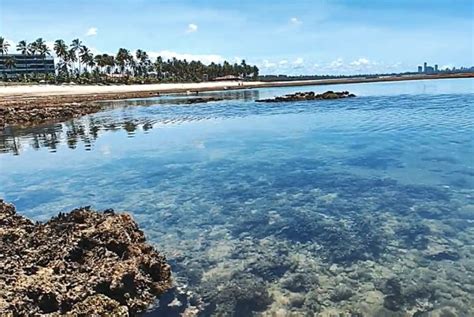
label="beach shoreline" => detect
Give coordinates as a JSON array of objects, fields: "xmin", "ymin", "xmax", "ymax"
[
  {"xmin": 1, "ymin": 72, "xmax": 472, "ymax": 98},
  {"xmin": 0, "ymin": 72, "xmax": 472, "ymax": 128}
]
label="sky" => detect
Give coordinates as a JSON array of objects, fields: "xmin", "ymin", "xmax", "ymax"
[{"xmin": 0, "ymin": 0, "xmax": 473, "ymax": 75}]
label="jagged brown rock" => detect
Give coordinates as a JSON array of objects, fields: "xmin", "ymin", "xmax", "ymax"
[
  {"xmin": 183, "ymin": 97, "xmax": 224, "ymax": 104},
  {"xmin": 256, "ymin": 90, "xmax": 356, "ymax": 102},
  {"xmin": 0, "ymin": 200, "xmax": 172, "ymax": 315}
]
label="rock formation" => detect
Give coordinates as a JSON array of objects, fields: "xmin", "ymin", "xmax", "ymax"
[
  {"xmin": 0, "ymin": 200, "xmax": 171, "ymax": 315},
  {"xmin": 183, "ymin": 97, "xmax": 224, "ymax": 104},
  {"xmin": 256, "ymin": 91, "xmax": 356, "ymax": 102}
]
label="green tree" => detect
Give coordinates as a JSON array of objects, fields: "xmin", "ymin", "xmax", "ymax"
[
  {"xmin": 37, "ymin": 39, "xmax": 51, "ymax": 78},
  {"xmin": 116, "ymin": 48, "xmax": 131, "ymax": 75},
  {"xmin": 135, "ymin": 49, "xmax": 150, "ymax": 77},
  {"xmin": 54, "ymin": 40, "xmax": 68, "ymax": 59},
  {"xmin": 16, "ymin": 40, "xmax": 29, "ymax": 54},
  {"xmin": 153, "ymin": 56, "xmax": 163, "ymax": 79},
  {"xmin": 252, "ymin": 65, "xmax": 259, "ymax": 79},
  {"xmin": 4, "ymin": 56, "xmax": 16, "ymax": 69},
  {"xmin": 68, "ymin": 48, "xmax": 78, "ymax": 77},
  {"xmin": 79, "ymin": 46, "xmax": 94, "ymax": 73},
  {"xmin": 70, "ymin": 39, "xmax": 83, "ymax": 74},
  {"xmin": 54, "ymin": 39, "xmax": 70, "ymax": 79},
  {"xmin": 0, "ymin": 37, "xmax": 10, "ymax": 55},
  {"xmin": 16, "ymin": 40, "xmax": 30, "ymax": 75}
]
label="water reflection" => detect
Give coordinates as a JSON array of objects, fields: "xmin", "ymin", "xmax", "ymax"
[
  {"xmin": 0, "ymin": 90, "xmax": 260, "ymax": 155},
  {"xmin": 96, "ymin": 89, "xmax": 260, "ymax": 108}
]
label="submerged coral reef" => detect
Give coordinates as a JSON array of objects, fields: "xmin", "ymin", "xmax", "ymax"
[
  {"xmin": 0, "ymin": 200, "xmax": 171, "ymax": 315},
  {"xmin": 142, "ymin": 166, "xmax": 474, "ymax": 316},
  {"xmin": 256, "ymin": 90, "xmax": 355, "ymax": 102}
]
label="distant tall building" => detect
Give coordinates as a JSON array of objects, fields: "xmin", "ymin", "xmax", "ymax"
[
  {"xmin": 0, "ymin": 54, "xmax": 55, "ymax": 78},
  {"xmin": 418, "ymin": 62, "xmax": 439, "ymax": 74}
]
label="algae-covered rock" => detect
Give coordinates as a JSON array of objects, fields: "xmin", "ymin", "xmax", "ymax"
[
  {"xmin": 200, "ymin": 272, "xmax": 272, "ymax": 316},
  {"xmin": 256, "ymin": 91, "xmax": 356, "ymax": 103},
  {"xmin": 0, "ymin": 200, "xmax": 172, "ymax": 315}
]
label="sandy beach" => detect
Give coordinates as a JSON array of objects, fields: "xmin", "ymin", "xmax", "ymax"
[
  {"xmin": 0, "ymin": 81, "xmax": 255, "ymax": 97},
  {"xmin": 1, "ymin": 72, "xmax": 472, "ymax": 98}
]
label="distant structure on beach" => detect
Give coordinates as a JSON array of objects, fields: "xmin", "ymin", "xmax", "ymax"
[
  {"xmin": 212, "ymin": 75, "xmax": 243, "ymax": 81},
  {"xmin": 0, "ymin": 54, "xmax": 55, "ymax": 78},
  {"xmin": 418, "ymin": 62, "xmax": 439, "ymax": 74}
]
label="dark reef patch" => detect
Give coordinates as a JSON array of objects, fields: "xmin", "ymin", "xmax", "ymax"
[{"xmin": 199, "ymin": 272, "xmax": 272, "ymax": 316}]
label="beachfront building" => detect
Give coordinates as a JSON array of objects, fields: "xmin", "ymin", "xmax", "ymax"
[
  {"xmin": 0, "ymin": 54, "xmax": 55, "ymax": 78},
  {"xmin": 212, "ymin": 75, "xmax": 242, "ymax": 81}
]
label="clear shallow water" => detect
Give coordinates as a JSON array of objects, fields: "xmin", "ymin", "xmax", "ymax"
[{"xmin": 1, "ymin": 78, "xmax": 473, "ymax": 316}]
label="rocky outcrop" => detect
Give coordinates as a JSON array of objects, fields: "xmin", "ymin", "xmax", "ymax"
[
  {"xmin": 0, "ymin": 102, "xmax": 105, "ymax": 128},
  {"xmin": 0, "ymin": 94, "xmax": 226, "ymax": 129},
  {"xmin": 256, "ymin": 91, "xmax": 356, "ymax": 103},
  {"xmin": 0, "ymin": 200, "xmax": 171, "ymax": 315},
  {"xmin": 183, "ymin": 97, "xmax": 224, "ymax": 104},
  {"xmin": 0, "ymin": 91, "xmax": 161, "ymax": 128}
]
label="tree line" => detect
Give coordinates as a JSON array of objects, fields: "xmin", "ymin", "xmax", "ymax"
[{"xmin": 0, "ymin": 37, "xmax": 259, "ymax": 84}]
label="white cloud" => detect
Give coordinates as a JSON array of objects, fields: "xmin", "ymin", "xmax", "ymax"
[
  {"xmin": 186, "ymin": 23, "xmax": 198, "ymax": 33},
  {"xmin": 440, "ymin": 64, "xmax": 454, "ymax": 70},
  {"xmin": 86, "ymin": 27, "xmax": 98, "ymax": 37},
  {"xmin": 261, "ymin": 59, "xmax": 277, "ymax": 69},
  {"xmin": 328, "ymin": 58, "xmax": 344, "ymax": 69},
  {"xmin": 319, "ymin": 57, "xmax": 381, "ymax": 73},
  {"xmin": 349, "ymin": 58, "xmax": 370, "ymax": 67},
  {"xmin": 148, "ymin": 50, "xmax": 224, "ymax": 64},
  {"xmin": 290, "ymin": 17, "xmax": 302, "ymax": 26},
  {"xmin": 278, "ymin": 60, "xmax": 288, "ymax": 65},
  {"xmin": 292, "ymin": 57, "xmax": 304, "ymax": 68}
]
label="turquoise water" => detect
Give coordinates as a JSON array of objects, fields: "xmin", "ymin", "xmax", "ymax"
[{"xmin": 1, "ymin": 78, "xmax": 473, "ymax": 316}]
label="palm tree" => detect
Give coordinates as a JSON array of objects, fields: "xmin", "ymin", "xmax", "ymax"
[
  {"xmin": 252, "ymin": 65, "xmax": 259, "ymax": 79},
  {"xmin": 116, "ymin": 48, "xmax": 131, "ymax": 75},
  {"xmin": 154, "ymin": 56, "xmax": 163, "ymax": 79},
  {"xmin": 94, "ymin": 54, "xmax": 105, "ymax": 73},
  {"xmin": 3, "ymin": 56, "xmax": 16, "ymax": 84},
  {"xmin": 16, "ymin": 40, "xmax": 28, "ymax": 54},
  {"xmin": 54, "ymin": 39, "xmax": 70, "ymax": 78},
  {"xmin": 79, "ymin": 46, "xmax": 93, "ymax": 72},
  {"xmin": 80, "ymin": 46, "xmax": 94, "ymax": 72},
  {"xmin": 53, "ymin": 39, "xmax": 69, "ymax": 77},
  {"xmin": 36, "ymin": 39, "xmax": 51, "ymax": 78},
  {"xmin": 0, "ymin": 37, "xmax": 10, "ymax": 55},
  {"xmin": 26, "ymin": 38, "xmax": 48, "ymax": 77},
  {"xmin": 4, "ymin": 56, "xmax": 16, "ymax": 70},
  {"xmin": 16, "ymin": 40, "xmax": 30, "ymax": 74},
  {"xmin": 105, "ymin": 55, "xmax": 115, "ymax": 74},
  {"xmin": 70, "ymin": 38, "xmax": 83, "ymax": 74},
  {"xmin": 68, "ymin": 48, "xmax": 78, "ymax": 77},
  {"xmin": 27, "ymin": 42, "xmax": 37, "ymax": 55},
  {"xmin": 135, "ymin": 49, "xmax": 150, "ymax": 77},
  {"xmin": 54, "ymin": 40, "xmax": 68, "ymax": 59}
]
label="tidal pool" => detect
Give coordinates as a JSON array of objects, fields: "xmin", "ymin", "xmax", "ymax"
[{"xmin": 1, "ymin": 78, "xmax": 473, "ymax": 316}]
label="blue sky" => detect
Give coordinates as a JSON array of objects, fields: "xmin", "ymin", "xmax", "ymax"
[{"xmin": 1, "ymin": 0, "xmax": 473, "ymax": 75}]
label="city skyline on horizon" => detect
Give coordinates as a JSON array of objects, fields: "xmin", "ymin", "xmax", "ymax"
[{"xmin": 1, "ymin": 0, "xmax": 473, "ymax": 75}]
